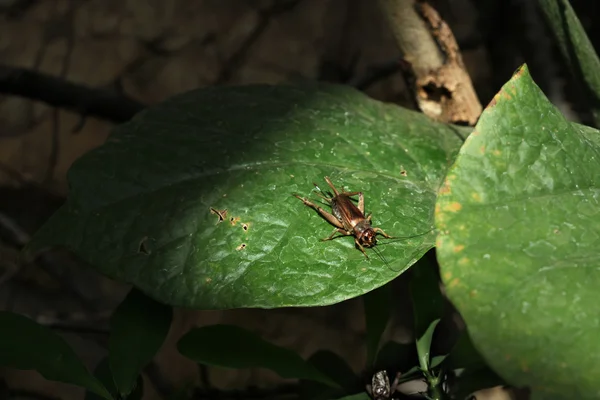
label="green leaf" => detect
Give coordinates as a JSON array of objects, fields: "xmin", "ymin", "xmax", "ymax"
[
  {"xmin": 409, "ymin": 253, "xmax": 444, "ymax": 339},
  {"xmin": 87, "ymin": 358, "xmax": 143, "ymax": 400},
  {"xmin": 363, "ymin": 283, "xmax": 392, "ymax": 366},
  {"xmin": 429, "ymin": 355, "xmax": 446, "ymax": 370},
  {"xmin": 26, "ymin": 83, "xmax": 463, "ymax": 309},
  {"xmin": 109, "ymin": 288, "xmax": 172, "ymax": 396},
  {"xmin": 436, "ymin": 64, "xmax": 600, "ymax": 399},
  {"xmin": 85, "ymin": 358, "xmax": 116, "ymax": 400},
  {"xmin": 416, "ymin": 319, "xmax": 439, "ymax": 373},
  {"xmin": 538, "ymin": 0, "xmax": 600, "ymax": 126},
  {"xmin": 0, "ymin": 312, "xmax": 111, "ymax": 400},
  {"xmin": 177, "ymin": 324, "xmax": 338, "ymax": 387}
]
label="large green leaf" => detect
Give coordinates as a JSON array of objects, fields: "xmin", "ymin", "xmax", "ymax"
[
  {"xmin": 0, "ymin": 312, "xmax": 111, "ymax": 400},
  {"xmin": 177, "ymin": 324, "xmax": 338, "ymax": 387},
  {"xmin": 109, "ymin": 288, "xmax": 172, "ymax": 396},
  {"xmin": 26, "ymin": 84, "xmax": 462, "ymax": 308},
  {"xmin": 436, "ymin": 64, "xmax": 600, "ymax": 399}
]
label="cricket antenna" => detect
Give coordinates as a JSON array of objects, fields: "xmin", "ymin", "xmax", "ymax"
[
  {"xmin": 373, "ymin": 227, "xmax": 436, "ymax": 272},
  {"xmin": 377, "ymin": 227, "xmax": 436, "ymax": 246},
  {"xmin": 372, "ymin": 245, "xmax": 390, "ymax": 268}
]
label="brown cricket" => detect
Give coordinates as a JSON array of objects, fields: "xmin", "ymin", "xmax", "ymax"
[{"xmin": 293, "ymin": 176, "xmax": 393, "ymax": 259}]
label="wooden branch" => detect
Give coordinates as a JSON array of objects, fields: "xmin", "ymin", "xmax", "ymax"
[
  {"xmin": 0, "ymin": 64, "xmax": 146, "ymax": 123},
  {"xmin": 377, "ymin": 0, "xmax": 482, "ymax": 125}
]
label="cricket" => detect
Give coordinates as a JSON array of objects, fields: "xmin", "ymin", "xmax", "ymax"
[{"xmin": 293, "ymin": 176, "xmax": 393, "ymax": 259}]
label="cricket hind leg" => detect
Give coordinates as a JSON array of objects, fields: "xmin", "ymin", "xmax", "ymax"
[{"xmin": 293, "ymin": 194, "xmax": 344, "ymax": 229}]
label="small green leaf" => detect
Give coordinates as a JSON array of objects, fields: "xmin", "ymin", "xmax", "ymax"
[
  {"xmin": 363, "ymin": 283, "xmax": 392, "ymax": 366},
  {"xmin": 429, "ymin": 355, "xmax": 446, "ymax": 370},
  {"xmin": 87, "ymin": 358, "xmax": 144, "ymax": 400},
  {"xmin": 26, "ymin": 83, "xmax": 463, "ymax": 309},
  {"xmin": 109, "ymin": 288, "xmax": 172, "ymax": 396},
  {"xmin": 0, "ymin": 312, "xmax": 111, "ymax": 400},
  {"xmin": 177, "ymin": 324, "xmax": 338, "ymax": 387},
  {"xmin": 85, "ymin": 358, "xmax": 115, "ymax": 400},
  {"xmin": 436, "ymin": 64, "xmax": 600, "ymax": 399},
  {"xmin": 538, "ymin": 0, "xmax": 600, "ymax": 126},
  {"xmin": 409, "ymin": 253, "xmax": 444, "ymax": 339},
  {"xmin": 416, "ymin": 319, "xmax": 440, "ymax": 372}
]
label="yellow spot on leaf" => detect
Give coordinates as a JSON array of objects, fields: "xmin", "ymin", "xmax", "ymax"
[
  {"xmin": 471, "ymin": 192, "xmax": 481, "ymax": 202},
  {"xmin": 453, "ymin": 244, "xmax": 465, "ymax": 253},
  {"xmin": 449, "ymin": 278, "xmax": 460, "ymax": 288},
  {"xmin": 205, "ymin": 278, "xmax": 212, "ymax": 283},
  {"xmin": 445, "ymin": 202, "xmax": 462, "ymax": 212},
  {"xmin": 493, "ymin": 149, "xmax": 501, "ymax": 156},
  {"xmin": 439, "ymin": 180, "xmax": 451, "ymax": 195},
  {"xmin": 469, "ymin": 289, "xmax": 477, "ymax": 298},
  {"xmin": 479, "ymin": 145, "xmax": 485, "ymax": 154},
  {"xmin": 458, "ymin": 257, "xmax": 469, "ymax": 266},
  {"xmin": 443, "ymin": 271, "xmax": 452, "ymax": 281}
]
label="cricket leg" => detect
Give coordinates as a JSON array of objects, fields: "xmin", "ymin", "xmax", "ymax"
[
  {"xmin": 324, "ymin": 176, "xmax": 340, "ymax": 196},
  {"xmin": 293, "ymin": 194, "xmax": 344, "ymax": 229},
  {"xmin": 313, "ymin": 190, "xmax": 332, "ymax": 203},
  {"xmin": 354, "ymin": 237, "xmax": 369, "ymax": 259},
  {"xmin": 373, "ymin": 227, "xmax": 392, "ymax": 238},
  {"xmin": 321, "ymin": 228, "xmax": 351, "ymax": 242}
]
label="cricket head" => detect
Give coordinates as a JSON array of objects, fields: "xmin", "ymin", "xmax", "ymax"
[{"xmin": 358, "ymin": 227, "xmax": 377, "ymax": 247}]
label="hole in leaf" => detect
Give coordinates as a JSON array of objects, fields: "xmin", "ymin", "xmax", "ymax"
[
  {"xmin": 236, "ymin": 243, "xmax": 247, "ymax": 251},
  {"xmin": 209, "ymin": 207, "xmax": 228, "ymax": 224}
]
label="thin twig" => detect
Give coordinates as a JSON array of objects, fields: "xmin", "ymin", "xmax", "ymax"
[{"xmin": 0, "ymin": 64, "xmax": 146, "ymax": 123}]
